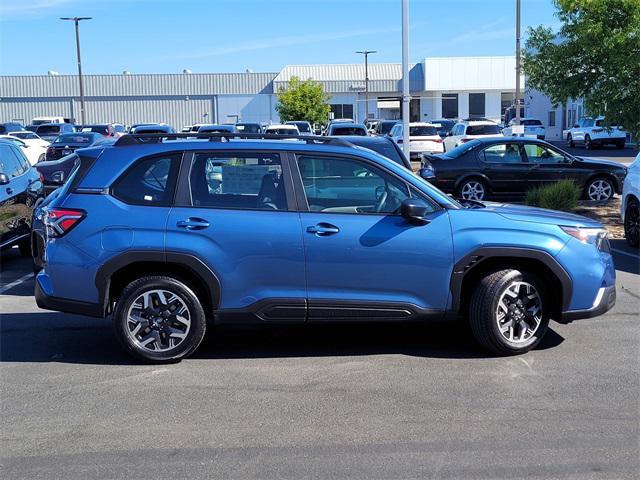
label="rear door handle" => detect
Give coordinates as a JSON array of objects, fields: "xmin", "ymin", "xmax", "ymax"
[
  {"xmin": 307, "ymin": 223, "xmax": 340, "ymax": 236},
  {"xmin": 176, "ymin": 217, "xmax": 210, "ymax": 230}
]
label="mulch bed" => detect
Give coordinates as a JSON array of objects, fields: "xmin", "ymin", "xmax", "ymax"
[{"xmin": 574, "ymin": 198, "xmax": 624, "ymax": 239}]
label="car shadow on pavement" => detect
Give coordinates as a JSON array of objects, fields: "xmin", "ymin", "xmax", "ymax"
[
  {"xmin": 609, "ymin": 239, "xmax": 640, "ymax": 275},
  {"xmin": 0, "ymin": 311, "xmax": 565, "ymax": 365}
]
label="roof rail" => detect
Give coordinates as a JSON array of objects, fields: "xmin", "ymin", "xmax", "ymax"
[{"xmin": 114, "ymin": 132, "xmax": 354, "ymax": 147}]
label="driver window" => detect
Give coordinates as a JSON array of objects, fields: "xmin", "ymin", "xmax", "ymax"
[
  {"xmin": 297, "ymin": 155, "xmax": 413, "ymax": 215},
  {"xmin": 523, "ymin": 144, "xmax": 565, "ymax": 164}
]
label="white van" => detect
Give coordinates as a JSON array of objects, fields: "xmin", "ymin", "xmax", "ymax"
[{"xmin": 31, "ymin": 116, "xmax": 74, "ymax": 126}]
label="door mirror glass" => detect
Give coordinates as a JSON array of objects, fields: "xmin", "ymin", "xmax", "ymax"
[
  {"xmin": 0, "ymin": 173, "xmax": 9, "ymax": 185},
  {"xmin": 401, "ymin": 198, "xmax": 430, "ymax": 224},
  {"xmin": 419, "ymin": 166, "xmax": 435, "ymax": 180}
]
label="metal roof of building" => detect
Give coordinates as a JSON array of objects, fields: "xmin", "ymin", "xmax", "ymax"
[{"xmin": 0, "ymin": 72, "xmax": 277, "ymax": 98}]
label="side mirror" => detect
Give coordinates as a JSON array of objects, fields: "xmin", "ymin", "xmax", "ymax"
[
  {"xmin": 0, "ymin": 173, "xmax": 9, "ymax": 185},
  {"xmin": 401, "ymin": 198, "xmax": 431, "ymax": 224},
  {"xmin": 419, "ymin": 166, "xmax": 435, "ymax": 180}
]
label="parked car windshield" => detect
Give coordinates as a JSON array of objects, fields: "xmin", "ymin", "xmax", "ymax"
[
  {"xmin": 81, "ymin": 125, "xmax": 109, "ymax": 135},
  {"xmin": 36, "ymin": 125, "xmax": 61, "ymax": 135},
  {"xmin": 54, "ymin": 133, "xmax": 95, "ymax": 144},
  {"xmin": 289, "ymin": 122, "xmax": 311, "ymax": 133},
  {"xmin": 410, "ymin": 126, "xmax": 438, "ymax": 136},
  {"xmin": 379, "ymin": 121, "xmax": 398, "ymax": 135},
  {"xmin": 466, "ymin": 124, "xmax": 500, "ymax": 135},
  {"xmin": 236, "ymin": 124, "xmax": 261, "ymax": 133},
  {"xmin": 522, "ymin": 119, "xmax": 542, "ymax": 126},
  {"xmin": 10, "ymin": 132, "xmax": 39, "ymax": 140}
]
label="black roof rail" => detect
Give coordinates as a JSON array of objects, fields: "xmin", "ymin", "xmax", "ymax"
[{"xmin": 114, "ymin": 132, "xmax": 354, "ymax": 147}]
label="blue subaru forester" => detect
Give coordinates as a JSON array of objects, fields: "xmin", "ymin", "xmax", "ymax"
[{"xmin": 34, "ymin": 133, "xmax": 616, "ymax": 363}]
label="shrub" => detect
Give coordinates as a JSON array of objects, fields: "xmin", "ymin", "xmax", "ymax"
[{"xmin": 525, "ymin": 180, "xmax": 581, "ymax": 212}]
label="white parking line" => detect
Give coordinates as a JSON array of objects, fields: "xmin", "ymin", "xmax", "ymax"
[
  {"xmin": 0, "ymin": 273, "xmax": 33, "ymax": 295},
  {"xmin": 612, "ymin": 248, "xmax": 640, "ymax": 260}
]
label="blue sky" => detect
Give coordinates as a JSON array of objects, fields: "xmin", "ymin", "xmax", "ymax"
[{"xmin": 0, "ymin": 0, "xmax": 559, "ymax": 75}]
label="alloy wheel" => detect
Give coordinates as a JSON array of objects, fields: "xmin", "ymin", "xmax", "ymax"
[
  {"xmin": 460, "ymin": 181, "xmax": 485, "ymax": 200},
  {"xmin": 495, "ymin": 281, "xmax": 542, "ymax": 344},
  {"xmin": 126, "ymin": 289, "xmax": 191, "ymax": 352},
  {"xmin": 587, "ymin": 179, "xmax": 613, "ymax": 201}
]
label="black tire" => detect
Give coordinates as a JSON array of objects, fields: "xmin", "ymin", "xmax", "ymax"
[
  {"xmin": 584, "ymin": 135, "xmax": 593, "ymax": 150},
  {"xmin": 18, "ymin": 238, "xmax": 31, "ymax": 257},
  {"xmin": 567, "ymin": 134, "xmax": 574, "ymax": 148},
  {"xmin": 113, "ymin": 276, "xmax": 207, "ymax": 363},
  {"xmin": 457, "ymin": 177, "xmax": 488, "ymax": 201},
  {"xmin": 624, "ymin": 198, "xmax": 640, "ymax": 248},
  {"xmin": 469, "ymin": 269, "xmax": 550, "ymax": 355}
]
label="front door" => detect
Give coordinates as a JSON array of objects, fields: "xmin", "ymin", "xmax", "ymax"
[
  {"xmin": 521, "ymin": 143, "xmax": 572, "ymax": 187},
  {"xmin": 166, "ymin": 150, "xmax": 306, "ymax": 319},
  {"xmin": 293, "ymin": 153, "xmax": 454, "ymax": 320}
]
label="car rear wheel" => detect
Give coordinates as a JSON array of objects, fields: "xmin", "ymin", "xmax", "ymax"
[
  {"xmin": 567, "ymin": 134, "xmax": 574, "ymax": 148},
  {"xmin": 625, "ymin": 199, "xmax": 640, "ymax": 248},
  {"xmin": 113, "ymin": 276, "xmax": 207, "ymax": 363},
  {"xmin": 585, "ymin": 177, "xmax": 614, "ymax": 201},
  {"xmin": 458, "ymin": 178, "xmax": 487, "ymax": 201},
  {"xmin": 469, "ymin": 269, "xmax": 549, "ymax": 355}
]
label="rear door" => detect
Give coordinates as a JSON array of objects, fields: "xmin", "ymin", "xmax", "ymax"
[
  {"xmin": 292, "ymin": 152, "xmax": 453, "ymax": 318},
  {"xmin": 0, "ymin": 144, "xmax": 31, "ymax": 247},
  {"xmin": 166, "ymin": 149, "xmax": 306, "ymax": 319},
  {"xmin": 479, "ymin": 142, "xmax": 529, "ymax": 193}
]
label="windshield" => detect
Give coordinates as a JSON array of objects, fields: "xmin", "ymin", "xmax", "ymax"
[
  {"xmin": 81, "ymin": 125, "xmax": 109, "ymax": 135},
  {"xmin": 267, "ymin": 128, "xmax": 297, "ymax": 135},
  {"xmin": 466, "ymin": 124, "xmax": 500, "ymax": 135},
  {"xmin": 236, "ymin": 124, "xmax": 261, "ymax": 133},
  {"xmin": 332, "ymin": 126, "xmax": 367, "ymax": 136},
  {"xmin": 36, "ymin": 125, "xmax": 61, "ymax": 135},
  {"xmin": 522, "ymin": 119, "xmax": 542, "ymax": 126},
  {"xmin": 410, "ymin": 126, "xmax": 437, "ymax": 136},
  {"xmin": 379, "ymin": 121, "xmax": 398, "ymax": 134},
  {"xmin": 444, "ymin": 139, "xmax": 481, "ymax": 157},
  {"xmin": 293, "ymin": 122, "xmax": 311, "ymax": 132},
  {"xmin": 10, "ymin": 132, "xmax": 38, "ymax": 139},
  {"xmin": 54, "ymin": 134, "xmax": 94, "ymax": 144}
]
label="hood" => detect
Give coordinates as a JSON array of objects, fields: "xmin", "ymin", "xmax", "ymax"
[
  {"xmin": 575, "ymin": 157, "xmax": 627, "ymax": 170},
  {"xmin": 480, "ymin": 201, "xmax": 602, "ymax": 227}
]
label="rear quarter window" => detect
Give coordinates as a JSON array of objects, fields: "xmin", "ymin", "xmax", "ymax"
[{"xmin": 112, "ymin": 153, "xmax": 182, "ymax": 206}]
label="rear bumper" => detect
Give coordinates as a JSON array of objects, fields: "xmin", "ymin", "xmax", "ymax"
[
  {"xmin": 35, "ymin": 273, "xmax": 103, "ymax": 318},
  {"xmin": 561, "ymin": 285, "xmax": 616, "ymax": 322}
]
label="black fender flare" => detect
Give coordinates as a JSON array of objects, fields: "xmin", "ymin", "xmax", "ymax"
[
  {"xmin": 95, "ymin": 250, "xmax": 221, "ymax": 315},
  {"xmin": 449, "ymin": 247, "xmax": 572, "ymax": 313}
]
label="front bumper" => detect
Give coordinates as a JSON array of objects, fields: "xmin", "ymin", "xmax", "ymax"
[{"xmin": 561, "ymin": 284, "xmax": 616, "ymax": 322}]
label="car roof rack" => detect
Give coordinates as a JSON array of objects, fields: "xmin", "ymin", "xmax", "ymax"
[{"xmin": 114, "ymin": 132, "xmax": 354, "ymax": 147}]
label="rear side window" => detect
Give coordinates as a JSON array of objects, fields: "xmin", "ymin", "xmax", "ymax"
[
  {"xmin": 189, "ymin": 152, "xmax": 286, "ymax": 210},
  {"xmin": 481, "ymin": 144, "xmax": 523, "ymax": 163},
  {"xmin": 113, "ymin": 153, "xmax": 182, "ymax": 206}
]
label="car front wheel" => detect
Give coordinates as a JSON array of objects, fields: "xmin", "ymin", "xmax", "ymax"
[
  {"xmin": 469, "ymin": 269, "xmax": 549, "ymax": 355},
  {"xmin": 567, "ymin": 134, "xmax": 574, "ymax": 148},
  {"xmin": 113, "ymin": 276, "xmax": 207, "ymax": 363},
  {"xmin": 584, "ymin": 135, "xmax": 594, "ymax": 149},
  {"xmin": 458, "ymin": 178, "xmax": 487, "ymax": 201},
  {"xmin": 625, "ymin": 199, "xmax": 640, "ymax": 248}
]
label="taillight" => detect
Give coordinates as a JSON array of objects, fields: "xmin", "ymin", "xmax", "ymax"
[
  {"xmin": 44, "ymin": 208, "xmax": 85, "ymax": 237},
  {"xmin": 433, "ymin": 138, "xmax": 443, "ymax": 143}
]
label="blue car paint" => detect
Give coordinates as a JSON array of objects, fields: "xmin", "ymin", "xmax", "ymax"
[{"xmin": 36, "ymin": 139, "xmax": 615, "ymax": 322}]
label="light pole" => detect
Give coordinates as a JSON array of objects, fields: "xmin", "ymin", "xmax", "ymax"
[
  {"xmin": 401, "ymin": 0, "xmax": 410, "ymax": 153},
  {"xmin": 60, "ymin": 17, "xmax": 92, "ymax": 125},
  {"xmin": 514, "ymin": 0, "xmax": 521, "ymax": 126},
  {"xmin": 356, "ymin": 50, "xmax": 376, "ymax": 122}
]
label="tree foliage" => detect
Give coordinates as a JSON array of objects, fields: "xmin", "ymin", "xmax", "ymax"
[
  {"xmin": 523, "ymin": 0, "xmax": 640, "ymax": 141},
  {"xmin": 275, "ymin": 76, "xmax": 331, "ymax": 126}
]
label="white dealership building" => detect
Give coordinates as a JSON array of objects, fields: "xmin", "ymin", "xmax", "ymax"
[{"xmin": 2, "ymin": 56, "xmax": 527, "ymax": 129}]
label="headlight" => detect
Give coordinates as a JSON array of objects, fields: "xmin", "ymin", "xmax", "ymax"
[{"xmin": 560, "ymin": 226, "xmax": 610, "ymax": 252}]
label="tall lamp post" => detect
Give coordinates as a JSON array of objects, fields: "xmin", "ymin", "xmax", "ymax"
[
  {"xmin": 356, "ymin": 50, "xmax": 377, "ymax": 123},
  {"xmin": 514, "ymin": 0, "xmax": 521, "ymax": 127},
  {"xmin": 60, "ymin": 17, "xmax": 92, "ymax": 125}
]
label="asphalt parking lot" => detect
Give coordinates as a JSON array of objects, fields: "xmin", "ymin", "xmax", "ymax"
[{"xmin": 0, "ymin": 242, "xmax": 638, "ymax": 479}]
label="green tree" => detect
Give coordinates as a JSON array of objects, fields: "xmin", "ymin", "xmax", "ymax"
[
  {"xmin": 275, "ymin": 76, "xmax": 331, "ymax": 126},
  {"xmin": 523, "ymin": 0, "xmax": 640, "ymax": 142}
]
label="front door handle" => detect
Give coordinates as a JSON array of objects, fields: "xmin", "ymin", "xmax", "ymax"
[
  {"xmin": 176, "ymin": 217, "xmax": 210, "ymax": 230},
  {"xmin": 307, "ymin": 223, "xmax": 340, "ymax": 236}
]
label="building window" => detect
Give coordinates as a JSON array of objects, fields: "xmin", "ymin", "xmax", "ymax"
[
  {"xmin": 469, "ymin": 93, "xmax": 485, "ymax": 118},
  {"xmin": 548, "ymin": 111, "xmax": 556, "ymax": 127},
  {"xmin": 330, "ymin": 104, "xmax": 354, "ymax": 120},
  {"xmin": 441, "ymin": 93, "xmax": 458, "ymax": 119},
  {"xmin": 501, "ymin": 92, "xmax": 515, "ymax": 121}
]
